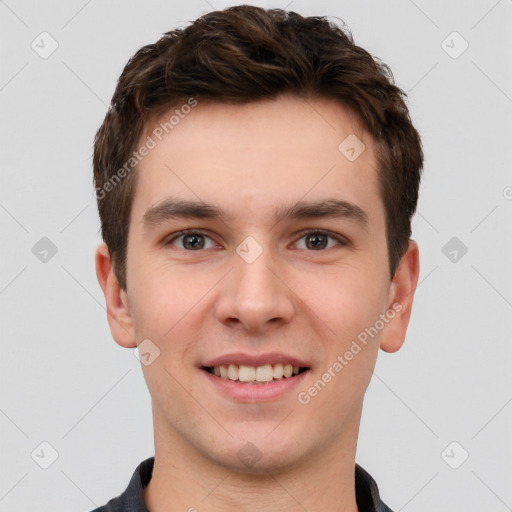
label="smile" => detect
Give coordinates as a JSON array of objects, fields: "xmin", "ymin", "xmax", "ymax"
[{"xmin": 203, "ymin": 363, "xmax": 309, "ymax": 384}]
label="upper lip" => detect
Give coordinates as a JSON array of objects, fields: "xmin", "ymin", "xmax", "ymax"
[{"xmin": 202, "ymin": 352, "xmax": 310, "ymax": 368}]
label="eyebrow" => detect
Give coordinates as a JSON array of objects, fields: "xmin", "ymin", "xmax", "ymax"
[{"xmin": 142, "ymin": 197, "xmax": 369, "ymax": 231}]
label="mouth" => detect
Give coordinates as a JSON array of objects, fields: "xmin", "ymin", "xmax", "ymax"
[
  {"xmin": 199, "ymin": 353, "xmax": 312, "ymax": 401},
  {"xmin": 201, "ymin": 363, "xmax": 310, "ymax": 385}
]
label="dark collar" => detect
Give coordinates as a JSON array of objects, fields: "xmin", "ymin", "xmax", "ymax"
[{"xmin": 91, "ymin": 457, "xmax": 393, "ymax": 512}]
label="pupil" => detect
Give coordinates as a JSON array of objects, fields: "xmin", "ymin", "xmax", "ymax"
[
  {"xmin": 307, "ymin": 233, "xmax": 327, "ymax": 250},
  {"xmin": 184, "ymin": 234, "xmax": 204, "ymax": 250}
]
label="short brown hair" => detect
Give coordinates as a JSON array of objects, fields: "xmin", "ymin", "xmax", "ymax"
[{"xmin": 93, "ymin": 5, "xmax": 423, "ymax": 290}]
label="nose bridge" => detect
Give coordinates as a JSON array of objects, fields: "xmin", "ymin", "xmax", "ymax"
[
  {"xmin": 236, "ymin": 242, "xmax": 276, "ymax": 298},
  {"xmin": 215, "ymin": 235, "xmax": 295, "ymax": 331}
]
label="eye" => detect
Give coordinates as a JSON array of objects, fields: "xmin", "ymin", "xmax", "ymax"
[
  {"xmin": 166, "ymin": 230, "xmax": 217, "ymax": 250},
  {"xmin": 294, "ymin": 230, "xmax": 347, "ymax": 251},
  {"xmin": 165, "ymin": 229, "xmax": 348, "ymax": 251}
]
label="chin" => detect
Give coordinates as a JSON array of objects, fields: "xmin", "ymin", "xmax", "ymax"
[
  {"xmin": 214, "ymin": 448, "xmax": 304, "ymax": 476},
  {"xmin": 202, "ymin": 431, "xmax": 311, "ymax": 476}
]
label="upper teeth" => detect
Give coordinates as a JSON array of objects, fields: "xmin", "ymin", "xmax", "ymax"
[{"xmin": 212, "ymin": 363, "xmax": 301, "ymax": 382}]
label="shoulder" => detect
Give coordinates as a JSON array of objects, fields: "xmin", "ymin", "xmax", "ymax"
[
  {"xmin": 85, "ymin": 457, "xmax": 154, "ymax": 512},
  {"xmin": 85, "ymin": 491, "xmax": 128, "ymax": 512},
  {"xmin": 355, "ymin": 463, "xmax": 395, "ymax": 512},
  {"xmin": 87, "ymin": 505, "xmax": 110, "ymax": 512}
]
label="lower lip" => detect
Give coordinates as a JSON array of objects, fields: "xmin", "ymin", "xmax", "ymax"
[{"xmin": 201, "ymin": 368, "xmax": 310, "ymax": 402}]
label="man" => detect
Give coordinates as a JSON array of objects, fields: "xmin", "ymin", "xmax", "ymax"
[{"xmin": 92, "ymin": 5, "xmax": 422, "ymax": 511}]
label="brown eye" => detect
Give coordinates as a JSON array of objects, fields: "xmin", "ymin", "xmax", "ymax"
[
  {"xmin": 305, "ymin": 233, "xmax": 329, "ymax": 250},
  {"xmin": 166, "ymin": 231, "xmax": 216, "ymax": 250},
  {"xmin": 182, "ymin": 234, "xmax": 205, "ymax": 250},
  {"xmin": 295, "ymin": 230, "xmax": 346, "ymax": 251}
]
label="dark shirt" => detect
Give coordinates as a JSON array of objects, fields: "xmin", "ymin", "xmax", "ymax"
[{"xmin": 89, "ymin": 457, "xmax": 393, "ymax": 512}]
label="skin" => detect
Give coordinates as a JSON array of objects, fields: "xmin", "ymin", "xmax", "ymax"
[{"xmin": 96, "ymin": 94, "xmax": 419, "ymax": 512}]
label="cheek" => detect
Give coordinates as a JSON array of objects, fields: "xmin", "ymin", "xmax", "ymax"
[
  {"xmin": 297, "ymin": 264, "xmax": 386, "ymax": 337},
  {"xmin": 128, "ymin": 266, "xmax": 214, "ymax": 372},
  {"xmin": 128, "ymin": 257, "xmax": 196, "ymax": 329}
]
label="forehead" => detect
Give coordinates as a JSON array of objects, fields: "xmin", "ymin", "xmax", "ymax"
[{"xmin": 132, "ymin": 95, "xmax": 384, "ymax": 232}]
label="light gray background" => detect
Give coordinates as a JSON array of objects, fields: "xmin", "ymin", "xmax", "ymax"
[{"xmin": 1, "ymin": 0, "xmax": 511, "ymax": 511}]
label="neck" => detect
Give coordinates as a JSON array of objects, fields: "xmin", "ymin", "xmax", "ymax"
[{"xmin": 144, "ymin": 412, "xmax": 361, "ymax": 512}]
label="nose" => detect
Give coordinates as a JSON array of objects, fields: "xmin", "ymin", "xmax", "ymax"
[{"xmin": 214, "ymin": 242, "xmax": 295, "ymax": 334}]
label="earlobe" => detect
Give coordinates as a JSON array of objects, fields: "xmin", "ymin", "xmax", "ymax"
[
  {"xmin": 379, "ymin": 240, "xmax": 420, "ymax": 353},
  {"xmin": 95, "ymin": 243, "xmax": 137, "ymax": 348}
]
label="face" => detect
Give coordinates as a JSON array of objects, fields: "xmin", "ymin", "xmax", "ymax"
[{"xmin": 97, "ymin": 94, "xmax": 418, "ymax": 475}]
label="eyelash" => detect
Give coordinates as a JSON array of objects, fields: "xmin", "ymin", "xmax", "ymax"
[{"xmin": 165, "ymin": 228, "xmax": 349, "ymax": 251}]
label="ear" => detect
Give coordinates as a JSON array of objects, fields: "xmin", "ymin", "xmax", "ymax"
[
  {"xmin": 95, "ymin": 243, "xmax": 137, "ymax": 348},
  {"xmin": 380, "ymin": 240, "xmax": 420, "ymax": 353}
]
